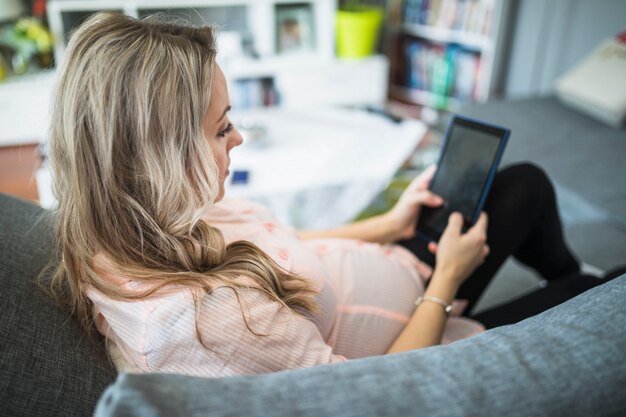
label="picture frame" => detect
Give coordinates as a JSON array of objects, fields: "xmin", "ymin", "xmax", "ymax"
[{"xmin": 275, "ymin": 3, "xmax": 316, "ymax": 55}]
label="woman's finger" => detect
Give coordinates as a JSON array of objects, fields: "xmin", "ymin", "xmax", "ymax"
[
  {"xmin": 410, "ymin": 164, "xmax": 437, "ymax": 191},
  {"xmin": 428, "ymin": 241, "xmax": 438, "ymax": 254},
  {"xmin": 400, "ymin": 190, "xmax": 442, "ymax": 209},
  {"xmin": 416, "ymin": 191, "xmax": 443, "ymax": 207}
]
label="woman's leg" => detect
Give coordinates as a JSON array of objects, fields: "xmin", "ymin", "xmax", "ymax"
[
  {"xmin": 470, "ymin": 277, "xmax": 595, "ymax": 329},
  {"xmin": 471, "ymin": 267, "xmax": 626, "ymax": 328},
  {"xmin": 398, "ymin": 163, "xmax": 581, "ymax": 314}
]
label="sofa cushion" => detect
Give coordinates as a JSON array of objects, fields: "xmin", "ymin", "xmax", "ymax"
[
  {"xmin": 95, "ymin": 274, "xmax": 626, "ymax": 417},
  {"xmin": 0, "ymin": 193, "xmax": 117, "ymax": 417}
]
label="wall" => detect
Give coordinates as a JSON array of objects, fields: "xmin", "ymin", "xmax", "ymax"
[{"xmin": 503, "ymin": 0, "xmax": 626, "ymax": 98}]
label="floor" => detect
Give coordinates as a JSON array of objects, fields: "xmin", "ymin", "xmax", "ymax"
[{"xmin": 438, "ymin": 96, "xmax": 626, "ymax": 313}]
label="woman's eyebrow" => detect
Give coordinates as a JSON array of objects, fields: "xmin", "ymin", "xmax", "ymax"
[{"xmin": 217, "ymin": 105, "xmax": 232, "ymax": 123}]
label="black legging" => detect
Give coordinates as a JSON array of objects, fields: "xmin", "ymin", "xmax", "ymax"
[{"xmin": 398, "ymin": 163, "xmax": 609, "ymax": 328}]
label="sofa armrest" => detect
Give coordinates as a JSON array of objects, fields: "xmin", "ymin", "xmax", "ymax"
[
  {"xmin": 0, "ymin": 193, "xmax": 117, "ymax": 417},
  {"xmin": 94, "ymin": 275, "xmax": 626, "ymax": 417}
]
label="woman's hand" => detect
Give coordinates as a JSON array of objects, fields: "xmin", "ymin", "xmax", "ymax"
[
  {"xmin": 384, "ymin": 164, "xmax": 443, "ymax": 241},
  {"xmin": 386, "ymin": 212, "xmax": 489, "ymax": 354},
  {"xmin": 429, "ymin": 212, "xmax": 490, "ymax": 289}
]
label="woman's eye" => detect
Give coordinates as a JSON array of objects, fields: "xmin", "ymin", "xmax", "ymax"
[{"xmin": 217, "ymin": 123, "xmax": 234, "ymax": 138}]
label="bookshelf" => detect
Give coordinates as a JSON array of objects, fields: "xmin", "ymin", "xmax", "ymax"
[
  {"xmin": 386, "ymin": 0, "xmax": 511, "ymax": 112},
  {"xmin": 0, "ymin": 0, "xmax": 390, "ymax": 148},
  {"xmin": 47, "ymin": 0, "xmax": 335, "ymax": 63},
  {"xmin": 45, "ymin": 0, "xmax": 387, "ymax": 110}
]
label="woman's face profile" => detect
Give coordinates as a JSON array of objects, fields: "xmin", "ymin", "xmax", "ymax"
[{"xmin": 203, "ymin": 65, "xmax": 243, "ymax": 201}]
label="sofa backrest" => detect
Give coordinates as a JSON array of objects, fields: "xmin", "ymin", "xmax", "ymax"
[
  {"xmin": 0, "ymin": 193, "xmax": 116, "ymax": 417},
  {"xmin": 95, "ymin": 274, "xmax": 626, "ymax": 417}
]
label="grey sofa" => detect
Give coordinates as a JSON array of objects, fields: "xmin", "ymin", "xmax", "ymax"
[
  {"xmin": 0, "ymin": 193, "xmax": 116, "ymax": 417},
  {"xmin": 1, "ymin": 191, "xmax": 626, "ymax": 417}
]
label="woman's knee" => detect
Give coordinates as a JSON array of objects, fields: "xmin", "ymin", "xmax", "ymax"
[
  {"xmin": 497, "ymin": 162, "xmax": 554, "ymax": 198},
  {"xmin": 486, "ymin": 162, "xmax": 554, "ymax": 215}
]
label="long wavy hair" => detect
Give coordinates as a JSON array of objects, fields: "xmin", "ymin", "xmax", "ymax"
[{"xmin": 48, "ymin": 12, "xmax": 317, "ymax": 341}]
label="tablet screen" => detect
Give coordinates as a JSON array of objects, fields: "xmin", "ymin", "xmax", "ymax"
[{"xmin": 417, "ymin": 117, "xmax": 509, "ymax": 241}]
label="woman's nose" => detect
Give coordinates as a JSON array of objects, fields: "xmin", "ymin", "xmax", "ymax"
[{"xmin": 231, "ymin": 128, "xmax": 244, "ymax": 148}]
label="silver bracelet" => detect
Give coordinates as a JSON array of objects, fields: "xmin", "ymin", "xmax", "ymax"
[{"xmin": 415, "ymin": 295, "xmax": 453, "ymax": 316}]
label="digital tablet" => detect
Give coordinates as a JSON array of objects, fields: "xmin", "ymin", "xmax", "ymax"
[{"xmin": 416, "ymin": 115, "xmax": 510, "ymax": 242}]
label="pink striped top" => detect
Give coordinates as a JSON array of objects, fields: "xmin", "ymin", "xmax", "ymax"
[{"xmin": 87, "ymin": 198, "xmax": 484, "ymax": 377}]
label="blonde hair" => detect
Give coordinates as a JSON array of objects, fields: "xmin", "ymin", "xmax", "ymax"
[{"xmin": 48, "ymin": 12, "xmax": 317, "ymax": 341}]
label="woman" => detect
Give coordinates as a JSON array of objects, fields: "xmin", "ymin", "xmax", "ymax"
[{"xmin": 49, "ymin": 12, "xmax": 613, "ymax": 377}]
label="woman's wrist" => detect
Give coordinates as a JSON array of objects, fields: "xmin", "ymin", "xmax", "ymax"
[
  {"xmin": 425, "ymin": 268, "xmax": 460, "ymax": 304},
  {"xmin": 380, "ymin": 211, "xmax": 412, "ymax": 242}
]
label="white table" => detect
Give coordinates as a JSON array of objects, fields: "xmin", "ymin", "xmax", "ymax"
[{"xmin": 226, "ymin": 106, "xmax": 427, "ymax": 229}]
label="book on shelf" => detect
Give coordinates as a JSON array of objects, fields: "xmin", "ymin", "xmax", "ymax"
[
  {"xmin": 402, "ymin": 38, "xmax": 479, "ymax": 108},
  {"xmin": 231, "ymin": 77, "xmax": 280, "ymax": 109},
  {"xmin": 401, "ymin": 0, "xmax": 494, "ymax": 35}
]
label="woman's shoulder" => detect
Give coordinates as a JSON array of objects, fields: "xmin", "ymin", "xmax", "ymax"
[
  {"xmin": 91, "ymin": 253, "xmax": 259, "ymax": 294},
  {"xmin": 86, "ymin": 256, "xmax": 266, "ymax": 346},
  {"xmin": 90, "ymin": 253, "xmax": 259, "ymax": 299}
]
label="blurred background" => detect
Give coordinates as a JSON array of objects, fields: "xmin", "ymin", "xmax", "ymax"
[{"xmin": 1, "ymin": 0, "xmax": 625, "ymax": 312}]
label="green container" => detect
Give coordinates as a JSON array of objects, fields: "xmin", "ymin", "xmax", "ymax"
[{"xmin": 336, "ymin": 8, "xmax": 383, "ymax": 58}]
